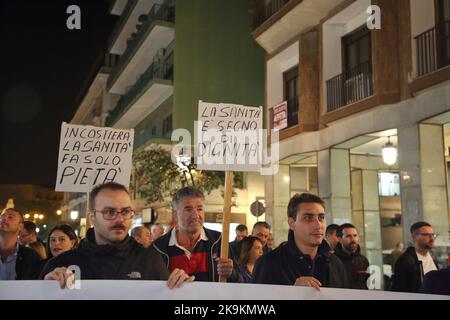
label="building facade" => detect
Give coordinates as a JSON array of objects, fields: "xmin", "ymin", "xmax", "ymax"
[{"xmin": 252, "ymin": 0, "xmax": 450, "ymax": 278}]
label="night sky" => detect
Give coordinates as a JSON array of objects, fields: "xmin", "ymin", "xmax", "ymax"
[{"xmin": 0, "ymin": 0, "xmax": 117, "ymax": 188}]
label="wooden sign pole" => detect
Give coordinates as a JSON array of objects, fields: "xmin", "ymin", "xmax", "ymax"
[{"xmin": 219, "ymin": 171, "xmax": 233, "ymax": 283}]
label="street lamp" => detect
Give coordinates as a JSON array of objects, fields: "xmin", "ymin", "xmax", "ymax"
[
  {"xmin": 382, "ymin": 136, "xmax": 397, "ymax": 166},
  {"xmin": 70, "ymin": 211, "xmax": 79, "ymax": 220}
]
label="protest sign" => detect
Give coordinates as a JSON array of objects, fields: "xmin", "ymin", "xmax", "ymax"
[
  {"xmin": 55, "ymin": 122, "xmax": 134, "ymax": 192},
  {"xmin": 195, "ymin": 101, "xmax": 263, "ymax": 173},
  {"xmin": 272, "ymin": 101, "xmax": 288, "ymax": 130}
]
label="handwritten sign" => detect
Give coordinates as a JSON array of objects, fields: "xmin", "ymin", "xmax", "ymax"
[
  {"xmin": 55, "ymin": 123, "xmax": 134, "ymax": 192},
  {"xmin": 195, "ymin": 101, "xmax": 263, "ymax": 172},
  {"xmin": 272, "ymin": 101, "xmax": 287, "ymax": 130}
]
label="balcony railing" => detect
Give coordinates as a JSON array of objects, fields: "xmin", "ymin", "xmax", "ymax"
[
  {"xmin": 415, "ymin": 19, "xmax": 450, "ymax": 77},
  {"xmin": 106, "ymin": 61, "xmax": 173, "ymax": 126},
  {"xmin": 253, "ymin": 0, "xmax": 290, "ymax": 30},
  {"xmin": 108, "ymin": 0, "xmax": 138, "ymax": 49},
  {"xmin": 326, "ymin": 61, "xmax": 373, "ymax": 112},
  {"xmin": 107, "ymin": 0, "xmax": 175, "ymax": 90}
]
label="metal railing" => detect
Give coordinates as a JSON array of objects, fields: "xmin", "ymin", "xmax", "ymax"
[
  {"xmin": 415, "ymin": 19, "xmax": 450, "ymax": 77},
  {"xmin": 106, "ymin": 61, "xmax": 173, "ymax": 126},
  {"xmin": 108, "ymin": 0, "xmax": 138, "ymax": 49},
  {"xmin": 253, "ymin": 0, "xmax": 290, "ymax": 30},
  {"xmin": 107, "ymin": 0, "xmax": 175, "ymax": 89},
  {"xmin": 326, "ymin": 61, "xmax": 373, "ymax": 112}
]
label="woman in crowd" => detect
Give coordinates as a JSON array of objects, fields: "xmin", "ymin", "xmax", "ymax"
[
  {"xmin": 237, "ymin": 236, "xmax": 264, "ymax": 283},
  {"xmin": 47, "ymin": 224, "xmax": 78, "ymax": 259}
]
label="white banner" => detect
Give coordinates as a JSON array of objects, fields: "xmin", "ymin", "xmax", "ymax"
[
  {"xmin": 55, "ymin": 123, "xmax": 134, "ymax": 192},
  {"xmin": 0, "ymin": 280, "xmax": 448, "ymax": 300}
]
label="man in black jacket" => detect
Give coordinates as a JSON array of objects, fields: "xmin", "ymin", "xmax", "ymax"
[
  {"xmin": 153, "ymin": 186, "xmax": 240, "ymax": 282},
  {"xmin": 334, "ymin": 223, "xmax": 369, "ymax": 289},
  {"xmin": 391, "ymin": 221, "xmax": 439, "ymax": 293},
  {"xmin": 0, "ymin": 208, "xmax": 42, "ymax": 280},
  {"xmin": 41, "ymin": 182, "xmax": 193, "ymax": 289},
  {"xmin": 253, "ymin": 193, "xmax": 348, "ymax": 290}
]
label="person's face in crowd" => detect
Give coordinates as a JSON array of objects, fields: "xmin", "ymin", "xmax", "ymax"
[
  {"xmin": 89, "ymin": 189, "xmax": 133, "ymax": 245},
  {"xmin": 0, "ymin": 209, "xmax": 23, "ymax": 236},
  {"xmin": 413, "ymin": 226, "xmax": 435, "ymax": 251},
  {"xmin": 19, "ymin": 229, "xmax": 36, "ymax": 246},
  {"xmin": 325, "ymin": 230, "xmax": 339, "ymax": 250},
  {"xmin": 236, "ymin": 229, "xmax": 247, "ymax": 242},
  {"xmin": 151, "ymin": 225, "xmax": 164, "ymax": 240},
  {"xmin": 135, "ymin": 227, "xmax": 152, "ymax": 248},
  {"xmin": 340, "ymin": 227, "xmax": 359, "ymax": 253},
  {"xmin": 267, "ymin": 233, "xmax": 274, "ymax": 249},
  {"xmin": 252, "ymin": 226, "xmax": 270, "ymax": 246},
  {"xmin": 288, "ymin": 202, "xmax": 326, "ymax": 248},
  {"xmin": 249, "ymin": 239, "xmax": 264, "ymax": 264},
  {"xmin": 49, "ymin": 230, "xmax": 76, "ymax": 257},
  {"xmin": 175, "ymin": 197, "xmax": 205, "ymax": 235}
]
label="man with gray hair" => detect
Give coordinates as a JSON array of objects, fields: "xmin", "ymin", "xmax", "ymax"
[
  {"xmin": 131, "ymin": 226, "xmax": 152, "ymax": 248},
  {"xmin": 153, "ymin": 186, "xmax": 241, "ymax": 282}
]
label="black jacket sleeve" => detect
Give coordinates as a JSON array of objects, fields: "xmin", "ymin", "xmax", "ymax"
[
  {"xmin": 252, "ymin": 254, "xmax": 275, "ymax": 284},
  {"xmin": 391, "ymin": 255, "xmax": 414, "ymax": 292},
  {"xmin": 16, "ymin": 246, "xmax": 43, "ymax": 280}
]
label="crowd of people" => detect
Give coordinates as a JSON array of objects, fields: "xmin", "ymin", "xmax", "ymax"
[{"xmin": 0, "ymin": 182, "xmax": 449, "ymax": 296}]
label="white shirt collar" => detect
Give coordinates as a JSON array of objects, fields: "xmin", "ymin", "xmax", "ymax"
[{"xmin": 168, "ymin": 227, "xmax": 208, "ymax": 259}]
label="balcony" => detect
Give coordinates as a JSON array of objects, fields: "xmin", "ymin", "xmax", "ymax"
[
  {"xmin": 253, "ymin": 0, "xmax": 290, "ymax": 30},
  {"xmin": 107, "ymin": 0, "xmax": 175, "ymax": 95},
  {"xmin": 106, "ymin": 60, "xmax": 173, "ymax": 128},
  {"xmin": 252, "ymin": 0, "xmax": 346, "ymax": 54},
  {"xmin": 326, "ymin": 61, "xmax": 373, "ymax": 112},
  {"xmin": 415, "ymin": 20, "xmax": 450, "ymax": 77}
]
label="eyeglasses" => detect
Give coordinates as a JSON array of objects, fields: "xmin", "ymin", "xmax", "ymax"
[
  {"xmin": 416, "ymin": 233, "xmax": 437, "ymax": 239},
  {"xmin": 93, "ymin": 208, "xmax": 135, "ymax": 220}
]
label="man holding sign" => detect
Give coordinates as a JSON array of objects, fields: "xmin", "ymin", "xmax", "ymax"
[
  {"xmin": 41, "ymin": 182, "xmax": 193, "ymax": 289},
  {"xmin": 152, "ymin": 187, "xmax": 241, "ymax": 283}
]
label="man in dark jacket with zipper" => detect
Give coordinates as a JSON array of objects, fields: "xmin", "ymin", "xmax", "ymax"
[
  {"xmin": 253, "ymin": 193, "xmax": 348, "ymax": 290},
  {"xmin": 391, "ymin": 221, "xmax": 439, "ymax": 293},
  {"xmin": 153, "ymin": 186, "xmax": 240, "ymax": 282},
  {"xmin": 1, "ymin": 208, "xmax": 42, "ymax": 280},
  {"xmin": 334, "ymin": 223, "xmax": 369, "ymax": 289},
  {"xmin": 41, "ymin": 182, "xmax": 193, "ymax": 289}
]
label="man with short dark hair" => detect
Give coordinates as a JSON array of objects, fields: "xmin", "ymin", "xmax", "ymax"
[
  {"xmin": 153, "ymin": 186, "xmax": 241, "ymax": 282},
  {"xmin": 131, "ymin": 226, "xmax": 152, "ymax": 248},
  {"xmin": 42, "ymin": 182, "xmax": 193, "ymax": 289},
  {"xmin": 229, "ymin": 224, "xmax": 247, "ymax": 259},
  {"xmin": 253, "ymin": 193, "xmax": 348, "ymax": 290},
  {"xmin": 0, "ymin": 208, "xmax": 41, "ymax": 280},
  {"xmin": 19, "ymin": 221, "xmax": 38, "ymax": 246},
  {"xmin": 325, "ymin": 224, "xmax": 339, "ymax": 253},
  {"xmin": 391, "ymin": 221, "xmax": 439, "ymax": 293},
  {"xmin": 252, "ymin": 221, "xmax": 271, "ymax": 254},
  {"xmin": 334, "ymin": 223, "xmax": 369, "ymax": 289}
]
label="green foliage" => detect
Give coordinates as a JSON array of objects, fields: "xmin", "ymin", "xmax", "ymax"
[{"xmin": 133, "ymin": 145, "xmax": 244, "ymax": 206}]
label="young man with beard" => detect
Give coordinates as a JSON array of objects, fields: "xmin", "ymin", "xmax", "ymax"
[
  {"xmin": 41, "ymin": 182, "xmax": 193, "ymax": 289},
  {"xmin": 252, "ymin": 193, "xmax": 348, "ymax": 290},
  {"xmin": 334, "ymin": 223, "xmax": 370, "ymax": 289},
  {"xmin": 152, "ymin": 186, "xmax": 241, "ymax": 282},
  {"xmin": 391, "ymin": 221, "xmax": 439, "ymax": 293},
  {"xmin": 0, "ymin": 208, "xmax": 42, "ymax": 280}
]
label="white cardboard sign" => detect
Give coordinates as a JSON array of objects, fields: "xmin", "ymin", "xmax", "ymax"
[{"xmin": 55, "ymin": 123, "xmax": 134, "ymax": 192}]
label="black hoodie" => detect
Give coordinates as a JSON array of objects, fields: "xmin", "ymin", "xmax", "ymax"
[
  {"xmin": 252, "ymin": 230, "xmax": 349, "ymax": 288},
  {"xmin": 40, "ymin": 228, "xmax": 169, "ymax": 280}
]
